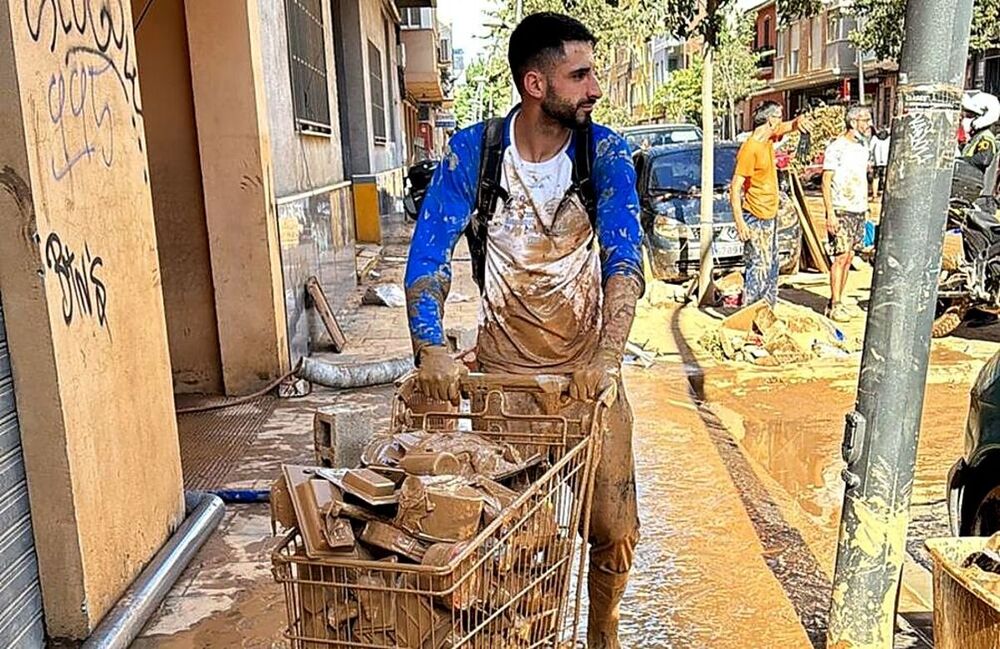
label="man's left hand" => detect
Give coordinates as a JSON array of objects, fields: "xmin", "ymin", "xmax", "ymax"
[{"xmin": 570, "ymin": 351, "xmax": 619, "ymax": 402}]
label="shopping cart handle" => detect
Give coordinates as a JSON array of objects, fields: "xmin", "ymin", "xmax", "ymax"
[
  {"xmin": 460, "ymin": 372, "xmax": 617, "ymax": 406},
  {"xmin": 458, "ymin": 372, "xmax": 571, "ymax": 395}
]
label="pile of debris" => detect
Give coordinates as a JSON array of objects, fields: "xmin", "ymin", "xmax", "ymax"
[
  {"xmin": 272, "ymin": 429, "xmax": 557, "ymax": 647},
  {"xmin": 700, "ymin": 300, "xmax": 858, "ymax": 366}
]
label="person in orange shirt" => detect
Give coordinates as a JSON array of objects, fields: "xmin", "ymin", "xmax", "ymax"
[{"xmin": 730, "ymin": 101, "xmax": 810, "ymax": 306}]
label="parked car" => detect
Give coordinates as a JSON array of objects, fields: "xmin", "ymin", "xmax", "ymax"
[
  {"xmin": 634, "ymin": 142, "xmax": 802, "ymax": 282},
  {"xmin": 621, "ymin": 124, "xmax": 703, "ymax": 153},
  {"xmin": 948, "ymin": 350, "xmax": 1000, "ymax": 536}
]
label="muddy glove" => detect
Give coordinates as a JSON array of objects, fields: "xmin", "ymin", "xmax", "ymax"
[
  {"xmin": 571, "ymin": 275, "xmax": 642, "ymax": 402},
  {"xmin": 417, "ymin": 345, "xmax": 467, "ymax": 404},
  {"xmin": 570, "ymin": 349, "xmax": 620, "ymax": 402}
]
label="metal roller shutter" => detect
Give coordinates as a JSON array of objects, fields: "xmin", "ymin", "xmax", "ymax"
[{"xmin": 0, "ymin": 299, "xmax": 45, "ymax": 647}]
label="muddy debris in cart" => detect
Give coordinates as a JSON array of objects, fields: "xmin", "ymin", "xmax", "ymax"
[
  {"xmin": 361, "ymin": 520, "xmax": 430, "ymax": 562},
  {"xmin": 394, "ymin": 475, "xmax": 485, "ymax": 542},
  {"xmin": 272, "ymin": 410, "xmax": 578, "ymax": 648}
]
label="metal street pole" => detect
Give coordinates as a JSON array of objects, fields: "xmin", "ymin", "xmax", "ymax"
[{"xmin": 826, "ymin": 0, "xmax": 974, "ymax": 646}]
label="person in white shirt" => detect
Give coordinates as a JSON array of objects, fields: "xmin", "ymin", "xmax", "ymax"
[
  {"xmin": 823, "ymin": 105, "xmax": 872, "ymax": 322},
  {"xmin": 869, "ymin": 127, "xmax": 890, "ymax": 198}
]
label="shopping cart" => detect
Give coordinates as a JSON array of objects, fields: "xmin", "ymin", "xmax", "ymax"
[{"xmin": 272, "ymin": 372, "xmax": 616, "ymax": 648}]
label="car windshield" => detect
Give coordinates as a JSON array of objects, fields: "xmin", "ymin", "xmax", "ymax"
[
  {"xmin": 624, "ymin": 128, "xmax": 701, "ymax": 151},
  {"xmin": 648, "ymin": 147, "xmax": 739, "ymax": 193}
]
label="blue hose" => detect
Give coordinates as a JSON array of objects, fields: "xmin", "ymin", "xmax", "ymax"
[{"xmin": 208, "ymin": 489, "xmax": 270, "ymax": 503}]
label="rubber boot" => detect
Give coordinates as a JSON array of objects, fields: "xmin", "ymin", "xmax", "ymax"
[{"xmin": 587, "ymin": 569, "xmax": 629, "ymax": 649}]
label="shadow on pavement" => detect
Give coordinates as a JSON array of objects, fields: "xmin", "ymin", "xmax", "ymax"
[{"xmin": 780, "ymin": 286, "xmax": 832, "ymax": 316}]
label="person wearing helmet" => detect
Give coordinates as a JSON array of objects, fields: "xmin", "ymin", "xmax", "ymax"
[{"xmin": 961, "ymin": 90, "xmax": 999, "ymax": 199}]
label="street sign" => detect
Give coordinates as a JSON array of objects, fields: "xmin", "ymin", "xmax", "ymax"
[{"xmin": 435, "ymin": 114, "xmax": 457, "ymax": 129}]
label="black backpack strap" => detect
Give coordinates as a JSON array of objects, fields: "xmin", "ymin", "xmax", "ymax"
[
  {"xmin": 571, "ymin": 124, "xmax": 598, "ymax": 235},
  {"xmin": 467, "ymin": 117, "xmax": 507, "ymax": 292}
]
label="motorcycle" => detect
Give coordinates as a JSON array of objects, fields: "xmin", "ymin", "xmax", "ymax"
[
  {"xmin": 403, "ymin": 159, "xmax": 438, "ymax": 222},
  {"xmin": 933, "ymin": 158, "xmax": 1000, "ymax": 337}
]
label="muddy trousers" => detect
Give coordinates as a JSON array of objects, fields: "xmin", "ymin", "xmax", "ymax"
[
  {"xmin": 585, "ymin": 379, "xmax": 640, "ymax": 648},
  {"xmin": 742, "ymin": 212, "xmax": 779, "ymax": 307}
]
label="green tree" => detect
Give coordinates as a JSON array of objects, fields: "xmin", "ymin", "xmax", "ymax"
[
  {"xmin": 592, "ymin": 102, "xmax": 635, "ymax": 128},
  {"xmin": 453, "ymin": 54, "xmax": 512, "ymax": 127},
  {"xmin": 652, "ymin": 57, "xmax": 703, "ymax": 122},
  {"xmin": 648, "ymin": 14, "xmax": 762, "ymax": 133},
  {"xmin": 778, "ymin": 0, "xmax": 1000, "ymax": 62},
  {"xmin": 488, "ymin": 0, "xmax": 673, "ymax": 91},
  {"xmin": 715, "ymin": 13, "xmax": 765, "ymax": 138}
]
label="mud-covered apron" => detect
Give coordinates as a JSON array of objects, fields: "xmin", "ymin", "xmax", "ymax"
[{"xmin": 476, "ymin": 164, "xmax": 603, "ymax": 374}]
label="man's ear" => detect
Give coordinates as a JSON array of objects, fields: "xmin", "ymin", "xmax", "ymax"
[{"xmin": 522, "ymin": 69, "xmax": 547, "ymax": 101}]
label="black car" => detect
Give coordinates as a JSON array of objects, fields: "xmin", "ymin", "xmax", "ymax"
[
  {"xmin": 949, "ymin": 350, "xmax": 1000, "ymax": 535},
  {"xmin": 634, "ymin": 143, "xmax": 802, "ymax": 282}
]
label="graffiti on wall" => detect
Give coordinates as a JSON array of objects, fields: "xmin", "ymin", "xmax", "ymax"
[
  {"xmin": 44, "ymin": 232, "xmax": 110, "ymax": 335},
  {"xmin": 24, "ymin": 0, "xmax": 146, "ymax": 183}
]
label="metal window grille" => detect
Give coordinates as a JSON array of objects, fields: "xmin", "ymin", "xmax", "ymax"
[
  {"xmin": 285, "ymin": 0, "xmax": 332, "ymax": 134},
  {"xmin": 369, "ymin": 41, "xmax": 387, "ymax": 142}
]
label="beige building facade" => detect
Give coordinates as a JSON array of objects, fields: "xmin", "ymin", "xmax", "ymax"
[{"xmin": 0, "ymin": 0, "xmax": 432, "ymax": 643}]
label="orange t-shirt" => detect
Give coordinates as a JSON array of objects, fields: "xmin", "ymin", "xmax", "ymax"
[{"xmin": 734, "ymin": 121, "xmax": 795, "ymax": 219}]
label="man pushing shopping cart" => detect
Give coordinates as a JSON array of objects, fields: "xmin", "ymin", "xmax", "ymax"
[{"xmin": 403, "ymin": 12, "xmax": 643, "ymax": 649}]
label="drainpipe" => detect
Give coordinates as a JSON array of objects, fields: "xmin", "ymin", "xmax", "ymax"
[
  {"xmin": 81, "ymin": 492, "xmax": 225, "ymax": 649},
  {"xmin": 826, "ymin": 0, "xmax": 975, "ymax": 647}
]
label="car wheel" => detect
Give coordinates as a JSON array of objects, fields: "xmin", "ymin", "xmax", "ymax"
[
  {"xmin": 966, "ymin": 485, "xmax": 1000, "ymax": 536},
  {"xmin": 960, "ymin": 460, "xmax": 1000, "ymax": 536},
  {"xmin": 932, "ymin": 299, "xmax": 969, "ymax": 339}
]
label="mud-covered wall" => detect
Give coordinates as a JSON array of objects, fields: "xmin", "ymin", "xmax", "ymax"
[
  {"xmin": 0, "ymin": 0, "xmax": 184, "ymax": 639},
  {"xmin": 131, "ymin": 0, "xmax": 223, "ymax": 394}
]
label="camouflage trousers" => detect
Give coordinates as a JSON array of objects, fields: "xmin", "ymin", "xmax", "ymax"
[{"xmin": 742, "ymin": 212, "xmax": 779, "ymax": 307}]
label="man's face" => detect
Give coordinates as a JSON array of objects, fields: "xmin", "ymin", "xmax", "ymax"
[
  {"xmin": 766, "ymin": 108, "xmax": 783, "ymax": 130},
  {"xmin": 539, "ymin": 41, "xmax": 603, "ymax": 129},
  {"xmin": 850, "ymin": 112, "xmax": 872, "ymax": 135}
]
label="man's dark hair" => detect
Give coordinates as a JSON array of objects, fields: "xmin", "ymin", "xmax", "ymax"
[
  {"xmin": 508, "ymin": 12, "xmax": 597, "ymax": 94},
  {"xmin": 752, "ymin": 101, "xmax": 783, "ymax": 128}
]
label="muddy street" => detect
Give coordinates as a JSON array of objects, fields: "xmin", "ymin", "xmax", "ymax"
[{"xmin": 131, "ymin": 249, "xmax": 1000, "ymax": 647}]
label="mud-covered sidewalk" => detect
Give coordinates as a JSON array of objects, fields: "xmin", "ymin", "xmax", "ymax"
[{"xmin": 134, "ymin": 219, "xmax": 1000, "ymax": 648}]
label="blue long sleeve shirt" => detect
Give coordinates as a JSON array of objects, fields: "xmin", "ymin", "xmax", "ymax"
[{"xmin": 404, "ymin": 113, "xmax": 644, "ymax": 354}]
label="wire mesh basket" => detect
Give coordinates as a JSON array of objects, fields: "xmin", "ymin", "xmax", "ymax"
[{"xmin": 272, "ymin": 372, "xmax": 615, "ymax": 648}]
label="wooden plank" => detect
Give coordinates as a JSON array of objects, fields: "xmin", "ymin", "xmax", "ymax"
[
  {"xmin": 790, "ymin": 173, "xmax": 830, "ymax": 274},
  {"xmin": 306, "ymin": 276, "xmax": 347, "ymax": 352}
]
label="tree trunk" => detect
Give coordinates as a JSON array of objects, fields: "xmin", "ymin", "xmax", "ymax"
[
  {"xmin": 729, "ymin": 97, "xmax": 736, "ymax": 140},
  {"xmin": 697, "ymin": 43, "xmax": 715, "ymax": 305}
]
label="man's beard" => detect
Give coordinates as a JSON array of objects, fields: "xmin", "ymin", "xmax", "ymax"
[{"xmin": 541, "ymin": 90, "xmax": 593, "ymax": 129}]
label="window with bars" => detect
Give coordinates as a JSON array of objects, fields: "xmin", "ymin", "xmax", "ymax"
[
  {"xmin": 285, "ymin": 0, "xmax": 331, "ymax": 134},
  {"xmin": 369, "ymin": 41, "xmax": 387, "ymax": 142}
]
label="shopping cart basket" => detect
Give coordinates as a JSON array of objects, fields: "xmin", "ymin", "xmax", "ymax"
[{"xmin": 272, "ymin": 372, "xmax": 616, "ymax": 648}]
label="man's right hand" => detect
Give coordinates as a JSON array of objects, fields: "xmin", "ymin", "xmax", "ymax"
[
  {"xmin": 416, "ymin": 345, "xmax": 467, "ymax": 404},
  {"xmin": 734, "ymin": 218, "xmax": 751, "ymax": 242},
  {"xmin": 826, "ymin": 211, "xmax": 840, "ymax": 235}
]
